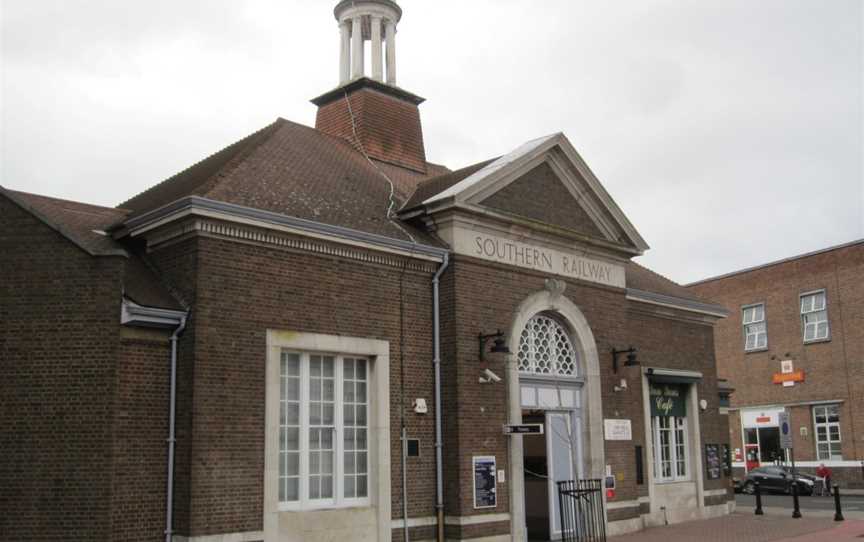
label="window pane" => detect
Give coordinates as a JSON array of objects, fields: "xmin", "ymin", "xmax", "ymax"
[
  {"xmin": 357, "ymin": 475, "xmax": 368, "ymax": 498},
  {"xmin": 344, "ymin": 475, "xmax": 356, "ymax": 498},
  {"xmin": 345, "ymin": 453, "xmax": 355, "ymax": 474},
  {"xmin": 286, "ymin": 452, "xmax": 299, "ymax": 476},
  {"xmin": 345, "ymin": 428, "xmax": 355, "ymax": 451},
  {"xmin": 356, "ymin": 428, "xmax": 367, "ymax": 450},
  {"xmin": 829, "ymin": 426, "xmax": 840, "ymax": 441},
  {"xmin": 285, "ymin": 478, "xmax": 298, "ymax": 501},
  {"xmin": 801, "ymin": 295, "xmax": 813, "ymax": 313},
  {"xmin": 816, "ymin": 322, "xmax": 828, "ymax": 339},
  {"xmin": 827, "ymin": 406, "xmax": 840, "ymax": 422},
  {"xmin": 357, "ymin": 451, "xmax": 367, "ymax": 473},
  {"xmin": 755, "ymin": 305, "xmax": 764, "ymax": 321},
  {"xmin": 813, "ymin": 293, "xmax": 825, "ymax": 311}
]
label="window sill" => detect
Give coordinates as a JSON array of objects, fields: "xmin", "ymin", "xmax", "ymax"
[
  {"xmin": 278, "ymin": 501, "xmax": 372, "ymax": 513},
  {"xmin": 744, "ymin": 347, "xmax": 769, "ymax": 355},
  {"xmin": 653, "ymin": 479, "xmax": 693, "ymax": 485},
  {"xmin": 804, "ymin": 338, "xmax": 831, "ymax": 345}
]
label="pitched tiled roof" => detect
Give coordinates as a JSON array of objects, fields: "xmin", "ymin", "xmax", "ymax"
[
  {"xmin": 4, "ymin": 188, "xmax": 130, "ymax": 256},
  {"xmin": 626, "ymin": 261, "xmax": 712, "ymax": 304},
  {"xmin": 401, "ymin": 158, "xmax": 497, "ymax": 211},
  {"xmin": 120, "ymin": 118, "xmax": 449, "ymax": 245},
  {"xmin": 3, "ymin": 188, "xmax": 183, "ymax": 311}
]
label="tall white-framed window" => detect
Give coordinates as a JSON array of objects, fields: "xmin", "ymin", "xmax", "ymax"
[
  {"xmin": 800, "ymin": 290, "xmax": 829, "ymax": 343},
  {"xmin": 813, "ymin": 404, "xmax": 842, "ymax": 460},
  {"xmin": 279, "ymin": 351, "xmax": 370, "ymax": 510},
  {"xmin": 652, "ymin": 415, "xmax": 689, "ymax": 482},
  {"xmin": 742, "ymin": 303, "xmax": 767, "ymax": 351}
]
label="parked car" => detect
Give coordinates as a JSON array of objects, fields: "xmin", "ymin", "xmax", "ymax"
[{"xmin": 739, "ymin": 466, "xmax": 815, "ymax": 496}]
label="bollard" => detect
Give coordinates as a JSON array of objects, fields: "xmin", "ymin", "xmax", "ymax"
[
  {"xmin": 754, "ymin": 482, "xmax": 764, "ymax": 515},
  {"xmin": 833, "ymin": 484, "xmax": 844, "ymax": 522},
  {"xmin": 791, "ymin": 479, "xmax": 802, "ymax": 518}
]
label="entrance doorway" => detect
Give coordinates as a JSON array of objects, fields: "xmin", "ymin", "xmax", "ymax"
[{"xmin": 523, "ymin": 410, "xmax": 579, "ymax": 541}]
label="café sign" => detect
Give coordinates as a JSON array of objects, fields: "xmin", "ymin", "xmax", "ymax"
[
  {"xmin": 452, "ymin": 230, "xmax": 626, "ymax": 289},
  {"xmin": 649, "ymin": 384, "xmax": 687, "ymax": 417}
]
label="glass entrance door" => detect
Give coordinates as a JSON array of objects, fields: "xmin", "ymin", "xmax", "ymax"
[{"xmin": 547, "ymin": 411, "xmax": 575, "ymax": 539}]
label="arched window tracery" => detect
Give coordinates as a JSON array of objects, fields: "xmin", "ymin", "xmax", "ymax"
[{"xmin": 517, "ymin": 313, "xmax": 578, "ymax": 377}]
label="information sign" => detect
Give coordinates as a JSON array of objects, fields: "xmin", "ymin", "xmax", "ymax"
[
  {"xmin": 779, "ymin": 412, "xmax": 793, "ymax": 450},
  {"xmin": 473, "ymin": 456, "xmax": 497, "ymax": 509},
  {"xmin": 502, "ymin": 424, "xmax": 544, "ymax": 435}
]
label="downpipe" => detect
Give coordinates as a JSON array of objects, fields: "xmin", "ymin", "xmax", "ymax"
[
  {"xmin": 165, "ymin": 314, "xmax": 188, "ymax": 542},
  {"xmin": 432, "ymin": 254, "xmax": 449, "ymax": 542}
]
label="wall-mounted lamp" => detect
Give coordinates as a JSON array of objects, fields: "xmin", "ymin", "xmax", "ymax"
[
  {"xmin": 478, "ymin": 330, "xmax": 511, "ymax": 362},
  {"xmin": 611, "ymin": 346, "xmax": 638, "ymax": 374}
]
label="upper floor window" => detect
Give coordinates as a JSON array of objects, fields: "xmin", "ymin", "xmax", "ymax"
[
  {"xmin": 800, "ymin": 291, "xmax": 829, "ymax": 343},
  {"xmin": 742, "ymin": 304, "xmax": 767, "ymax": 351},
  {"xmin": 279, "ymin": 351, "xmax": 370, "ymax": 510},
  {"xmin": 518, "ymin": 314, "xmax": 578, "ymax": 377},
  {"xmin": 813, "ymin": 404, "xmax": 842, "ymax": 460}
]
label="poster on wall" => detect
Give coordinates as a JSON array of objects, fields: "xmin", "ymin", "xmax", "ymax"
[
  {"xmin": 473, "ymin": 456, "xmax": 497, "ymax": 509},
  {"xmin": 721, "ymin": 444, "xmax": 732, "ymax": 477},
  {"xmin": 705, "ymin": 444, "xmax": 721, "ymax": 480}
]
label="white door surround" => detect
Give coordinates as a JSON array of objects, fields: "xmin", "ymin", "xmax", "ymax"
[{"xmin": 506, "ymin": 285, "xmax": 605, "ymax": 542}]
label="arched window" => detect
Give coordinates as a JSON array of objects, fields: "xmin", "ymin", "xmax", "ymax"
[{"xmin": 518, "ymin": 313, "xmax": 578, "ymax": 377}]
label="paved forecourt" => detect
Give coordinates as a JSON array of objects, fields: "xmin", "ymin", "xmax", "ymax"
[{"xmin": 609, "ymin": 512, "xmax": 864, "ymax": 541}]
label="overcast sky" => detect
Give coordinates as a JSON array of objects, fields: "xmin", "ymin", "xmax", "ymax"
[{"xmin": 2, "ymin": 0, "xmax": 862, "ymax": 283}]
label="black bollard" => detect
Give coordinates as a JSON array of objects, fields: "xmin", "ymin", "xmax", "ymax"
[
  {"xmin": 833, "ymin": 484, "xmax": 844, "ymax": 522},
  {"xmin": 755, "ymin": 482, "xmax": 764, "ymax": 515},
  {"xmin": 791, "ymin": 479, "xmax": 802, "ymax": 518}
]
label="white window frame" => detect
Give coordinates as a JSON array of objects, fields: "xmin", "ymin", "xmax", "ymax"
[
  {"xmin": 813, "ymin": 404, "xmax": 842, "ymax": 461},
  {"xmin": 278, "ymin": 351, "xmax": 371, "ymax": 511},
  {"xmin": 800, "ymin": 290, "xmax": 830, "ymax": 343},
  {"xmin": 652, "ymin": 415, "xmax": 690, "ymax": 483},
  {"xmin": 742, "ymin": 303, "xmax": 768, "ymax": 352}
]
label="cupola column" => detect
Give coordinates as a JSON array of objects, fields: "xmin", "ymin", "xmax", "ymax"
[
  {"xmin": 339, "ymin": 20, "xmax": 351, "ymax": 84},
  {"xmin": 351, "ymin": 16, "xmax": 364, "ymax": 79},
  {"xmin": 385, "ymin": 19, "xmax": 397, "ymax": 85},
  {"xmin": 371, "ymin": 16, "xmax": 384, "ymax": 82}
]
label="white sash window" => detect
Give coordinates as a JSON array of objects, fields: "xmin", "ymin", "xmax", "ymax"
[
  {"xmin": 800, "ymin": 291, "xmax": 830, "ymax": 343},
  {"xmin": 279, "ymin": 351, "xmax": 369, "ymax": 509}
]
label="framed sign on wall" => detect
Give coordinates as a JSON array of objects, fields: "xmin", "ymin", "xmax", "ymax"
[
  {"xmin": 705, "ymin": 444, "xmax": 721, "ymax": 480},
  {"xmin": 473, "ymin": 456, "xmax": 497, "ymax": 509}
]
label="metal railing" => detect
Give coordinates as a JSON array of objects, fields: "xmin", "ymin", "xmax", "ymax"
[{"xmin": 557, "ymin": 479, "xmax": 607, "ymax": 542}]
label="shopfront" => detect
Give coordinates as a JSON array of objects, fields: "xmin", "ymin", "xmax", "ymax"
[{"xmin": 740, "ymin": 408, "xmax": 786, "ymax": 471}]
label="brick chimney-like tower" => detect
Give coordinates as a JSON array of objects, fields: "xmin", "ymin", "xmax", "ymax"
[{"xmin": 312, "ymin": 0, "xmax": 428, "ymax": 173}]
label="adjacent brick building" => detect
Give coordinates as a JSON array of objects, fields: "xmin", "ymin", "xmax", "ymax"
[
  {"xmin": 1, "ymin": 1, "xmax": 734, "ymax": 540},
  {"xmin": 688, "ymin": 240, "xmax": 864, "ymax": 489}
]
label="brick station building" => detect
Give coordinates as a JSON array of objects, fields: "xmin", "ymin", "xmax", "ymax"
[
  {"xmin": 688, "ymin": 240, "xmax": 864, "ymax": 489},
  {"xmin": 1, "ymin": 1, "xmax": 735, "ymax": 541}
]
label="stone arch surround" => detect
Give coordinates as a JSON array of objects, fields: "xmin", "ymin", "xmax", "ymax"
[{"xmin": 505, "ymin": 285, "xmax": 606, "ymax": 541}]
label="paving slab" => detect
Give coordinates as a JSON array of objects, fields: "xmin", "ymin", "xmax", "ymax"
[{"xmin": 610, "ymin": 512, "xmax": 864, "ymax": 542}]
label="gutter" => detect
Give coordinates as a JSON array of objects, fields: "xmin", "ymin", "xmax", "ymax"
[
  {"xmin": 431, "ymin": 253, "xmax": 450, "ymax": 542},
  {"xmin": 120, "ymin": 298, "xmax": 187, "ymax": 542},
  {"xmin": 114, "ymin": 196, "xmax": 448, "ymax": 262}
]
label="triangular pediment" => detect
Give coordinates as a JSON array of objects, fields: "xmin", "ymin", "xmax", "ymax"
[
  {"xmin": 419, "ymin": 134, "xmax": 648, "ymax": 254},
  {"xmin": 478, "ymin": 161, "xmax": 607, "ymax": 240}
]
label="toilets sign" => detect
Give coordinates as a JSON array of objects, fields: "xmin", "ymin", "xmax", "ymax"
[{"xmin": 452, "ymin": 230, "xmax": 626, "ymax": 288}]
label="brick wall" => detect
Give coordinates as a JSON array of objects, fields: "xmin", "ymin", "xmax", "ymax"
[
  {"xmin": 315, "ymin": 84, "xmax": 427, "ymax": 173},
  {"xmin": 689, "ymin": 242, "xmax": 864, "ymax": 481},
  {"xmin": 110, "ymin": 331, "xmax": 173, "ymax": 541},
  {"xmin": 0, "ymin": 197, "xmax": 123, "ymax": 541},
  {"xmin": 146, "ymin": 231, "xmax": 441, "ymax": 536}
]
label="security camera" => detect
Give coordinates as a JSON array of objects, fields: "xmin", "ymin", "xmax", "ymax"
[{"xmin": 479, "ymin": 368, "xmax": 502, "ymax": 384}]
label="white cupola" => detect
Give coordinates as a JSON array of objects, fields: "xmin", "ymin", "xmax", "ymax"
[{"xmin": 333, "ymin": 0, "xmax": 402, "ymax": 86}]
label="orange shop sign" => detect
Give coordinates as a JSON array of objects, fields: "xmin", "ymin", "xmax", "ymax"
[{"xmin": 773, "ymin": 371, "xmax": 805, "ymax": 384}]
